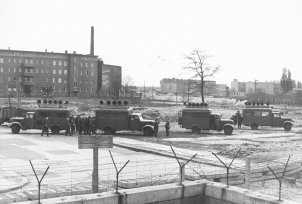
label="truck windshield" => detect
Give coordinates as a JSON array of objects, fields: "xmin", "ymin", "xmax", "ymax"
[
  {"xmin": 214, "ymin": 115, "xmax": 221, "ymax": 119},
  {"xmin": 25, "ymin": 113, "xmax": 34, "ymax": 119}
]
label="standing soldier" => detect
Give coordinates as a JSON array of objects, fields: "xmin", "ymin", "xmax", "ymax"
[
  {"xmin": 92, "ymin": 117, "xmax": 97, "ymax": 134},
  {"xmin": 237, "ymin": 112, "xmax": 243, "ymax": 129},
  {"xmin": 84, "ymin": 117, "xmax": 90, "ymax": 135},
  {"xmin": 78, "ymin": 116, "xmax": 83, "ymax": 135},
  {"xmin": 236, "ymin": 111, "xmax": 242, "ymax": 129},
  {"xmin": 41, "ymin": 117, "xmax": 49, "ymax": 137},
  {"xmin": 75, "ymin": 115, "xmax": 80, "ymax": 133},
  {"xmin": 154, "ymin": 118, "xmax": 159, "ymax": 137},
  {"xmin": 165, "ymin": 117, "xmax": 170, "ymax": 137},
  {"xmin": 70, "ymin": 116, "xmax": 75, "ymax": 135},
  {"xmin": 89, "ymin": 116, "xmax": 95, "ymax": 135},
  {"xmin": 65, "ymin": 117, "xmax": 71, "ymax": 136}
]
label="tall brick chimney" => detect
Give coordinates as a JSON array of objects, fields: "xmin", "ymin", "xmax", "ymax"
[{"xmin": 90, "ymin": 26, "xmax": 94, "ymax": 55}]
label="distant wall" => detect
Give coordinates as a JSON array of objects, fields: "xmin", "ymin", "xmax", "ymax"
[{"xmin": 15, "ymin": 180, "xmax": 297, "ymax": 204}]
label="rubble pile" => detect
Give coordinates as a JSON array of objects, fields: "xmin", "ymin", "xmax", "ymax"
[
  {"xmin": 217, "ymin": 143, "xmax": 267, "ymax": 158},
  {"xmin": 141, "ymin": 106, "xmax": 181, "ymax": 122}
]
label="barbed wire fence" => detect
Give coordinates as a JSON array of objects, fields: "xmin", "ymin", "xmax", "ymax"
[{"xmin": 0, "ymin": 148, "xmax": 301, "ymax": 203}]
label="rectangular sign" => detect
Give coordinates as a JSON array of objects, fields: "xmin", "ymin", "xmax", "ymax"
[{"xmin": 78, "ymin": 135, "xmax": 113, "ymax": 149}]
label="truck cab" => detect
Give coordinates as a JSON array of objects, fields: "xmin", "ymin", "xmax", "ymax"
[
  {"xmin": 241, "ymin": 105, "xmax": 293, "ymax": 131},
  {"xmin": 9, "ymin": 108, "xmax": 70, "ymax": 134},
  {"xmin": 178, "ymin": 103, "xmax": 234, "ymax": 135}
]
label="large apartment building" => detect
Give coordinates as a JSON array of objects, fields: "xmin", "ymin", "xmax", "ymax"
[
  {"xmin": 0, "ymin": 49, "xmax": 100, "ymax": 97},
  {"xmin": 0, "ymin": 27, "xmax": 122, "ymax": 98}
]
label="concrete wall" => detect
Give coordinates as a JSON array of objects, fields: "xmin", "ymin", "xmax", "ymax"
[{"xmin": 15, "ymin": 180, "xmax": 297, "ymax": 204}]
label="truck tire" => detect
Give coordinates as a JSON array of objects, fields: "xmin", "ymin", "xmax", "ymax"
[
  {"xmin": 250, "ymin": 123, "xmax": 258, "ymax": 130},
  {"xmin": 191, "ymin": 126, "xmax": 201, "ymax": 134},
  {"xmin": 143, "ymin": 127, "xmax": 153, "ymax": 136},
  {"xmin": 284, "ymin": 123, "xmax": 292, "ymax": 131},
  {"xmin": 11, "ymin": 124, "xmax": 20, "ymax": 134},
  {"xmin": 51, "ymin": 126, "xmax": 60, "ymax": 134},
  {"xmin": 104, "ymin": 127, "xmax": 114, "ymax": 135},
  {"xmin": 223, "ymin": 126, "xmax": 233, "ymax": 135}
]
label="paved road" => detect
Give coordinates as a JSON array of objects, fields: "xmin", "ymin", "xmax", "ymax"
[
  {"xmin": 0, "ymin": 126, "xmax": 183, "ymax": 202},
  {"xmin": 1, "ymin": 125, "xmax": 301, "ymax": 203}
]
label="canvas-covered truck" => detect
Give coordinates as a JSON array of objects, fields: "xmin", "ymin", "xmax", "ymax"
[
  {"xmin": 95, "ymin": 103, "xmax": 155, "ymax": 136},
  {"xmin": 178, "ymin": 103, "xmax": 234, "ymax": 135},
  {"xmin": 241, "ymin": 104, "xmax": 294, "ymax": 131},
  {"xmin": 8, "ymin": 107, "xmax": 70, "ymax": 134}
]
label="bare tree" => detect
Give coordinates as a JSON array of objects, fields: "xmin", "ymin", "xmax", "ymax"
[
  {"xmin": 122, "ymin": 76, "xmax": 137, "ymax": 96},
  {"xmin": 184, "ymin": 49, "xmax": 220, "ymax": 103}
]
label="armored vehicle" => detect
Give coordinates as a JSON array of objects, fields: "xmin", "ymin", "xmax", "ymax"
[
  {"xmin": 241, "ymin": 103, "xmax": 294, "ymax": 131},
  {"xmin": 8, "ymin": 100, "xmax": 70, "ymax": 134},
  {"xmin": 178, "ymin": 103, "xmax": 234, "ymax": 135},
  {"xmin": 95, "ymin": 101, "xmax": 155, "ymax": 136}
]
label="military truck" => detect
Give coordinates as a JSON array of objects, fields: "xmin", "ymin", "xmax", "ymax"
[
  {"xmin": 241, "ymin": 103, "xmax": 294, "ymax": 131},
  {"xmin": 178, "ymin": 103, "xmax": 234, "ymax": 135},
  {"xmin": 95, "ymin": 101, "xmax": 155, "ymax": 136},
  {"xmin": 8, "ymin": 101, "xmax": 70, "ymax": 134}
]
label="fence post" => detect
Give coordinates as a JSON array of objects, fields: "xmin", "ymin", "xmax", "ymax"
[
  {"xmin": 212, "ymin": 148, "xmax": 241, "ymax": 187},
  {"xmin": 29, "ymin": 160, "xmax": 50, "ymax": 204},
  {"xmin": 109, "ymin": 150, "xmax": 130, "ymax": 193},
  {"xmin": 267, "ymin": 156, "xmax": 290, "ymax": 201},
  {"xmin": 245, "ymin": 157, "xmax": 251, "ymax": 189},
  {"xmin": 170, "ymin": 146, "xmax": 197, "ymax": 185},
  {"xmin": 179, "ymin": 162, "xmax": 186, "ymax": 185}
]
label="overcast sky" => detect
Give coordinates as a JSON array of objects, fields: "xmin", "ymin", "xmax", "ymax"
[{"xmin": 1, "ymin": 0, "xmax": 301, "ymax": 87}]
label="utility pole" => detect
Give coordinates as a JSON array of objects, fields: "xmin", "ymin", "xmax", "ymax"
[
  {"xmin": 175, "ymin": 79, "xmax": 178, "ymax": 104},
  {"xmin": 254, "ymin": 80, "xmax": 257, "ymax": 101},
  {"xmin": 187, "ymin": 79, "xmax": 190, "ymax": 102},
  {"xmin": 17, "ymin": 83, "xmax": 21, "ymax": 108},
  {"xmin": 151, "ymin": 85, "xmax": 153, "ymax": 98},
  {"xmin": 143, "ymin": 80, "xmax": 146, "ymax": 99}
]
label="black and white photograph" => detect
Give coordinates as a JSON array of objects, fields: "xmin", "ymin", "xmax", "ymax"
[{"xmin": 0, "ymin": 0, "xmax": 302, "ymax": 203}]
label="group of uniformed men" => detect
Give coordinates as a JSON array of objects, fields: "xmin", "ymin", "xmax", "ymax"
[
  {"xmin": 41, "ymin": 115, "xmax": 96, "ymax": 137},
  {"xmin": 41, "ymin": 115, "xmax": 170, "ymax": 137},
  {"xmin": 153, "ymin": 117, "xmax": 170, "ymax": 137},
  {"xmin": 65, "ymin": 115, "xmax": 96, "ymax": 136}
]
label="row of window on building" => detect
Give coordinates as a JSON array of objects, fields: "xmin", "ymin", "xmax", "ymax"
[
  {"xmin": 0, "ymin": 67, "xmax": 94, "ymax": 76},
  {"xmin": 0, "ymin": 76, "xmax": 95, "ymax": 85},
  {"xmin": 0, "ymin": 85, "xmax": 95, "ymax": 93},
  {"xmin": 0, "ymin": 57, "xmax": 95, "ymax": 68}
]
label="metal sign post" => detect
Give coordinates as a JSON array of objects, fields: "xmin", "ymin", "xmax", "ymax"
[{"xmin": 78, "ymin": 135, "xmax": 113, "ymax": 193}]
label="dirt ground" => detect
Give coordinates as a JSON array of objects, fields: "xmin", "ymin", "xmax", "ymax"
[
  {"xmin": 8, "ymin": 97, "xmax": 302, "ymax": 161},
  {"xmin": 5, "ymin": 97, "xmax": 302, "ymax": 202}
]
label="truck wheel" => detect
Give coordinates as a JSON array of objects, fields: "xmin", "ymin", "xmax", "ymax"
[
  {"xmin": 284, "ymin": 123, "xmax": 292, "ymax": 131},
  {"xmin": 143, "ymin": 128, "xmax": 153, "ymax": 136},
  {"xmin": 104, "ymin": 127, "xmax": 114, "ymax": 135},
  {"xmin": 51, "ymin": 126, "xmax": 60, "ymax": 134},
  {"xmin": 223, "ymin": 126, "xmax": 233, "ymax": 135},
  {"xmin": 11, "ymin": 125, "xmax": 20, "ymax": 134},
  {"xmin": 191, "ymin": 126, "xmax": 201, "ymax": 134},
  {"xmin": 250, "ymin": 123, "xmax": 258, "ymax": 130}
]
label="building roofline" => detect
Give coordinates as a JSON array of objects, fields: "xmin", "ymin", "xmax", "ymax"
[
  {"xmin": 102, "ymin": 63, "xmax": 122, "ymax": 68},
  {"xmin": 0, "ymin": 49, "xmax": 99, "ymax": 58}
]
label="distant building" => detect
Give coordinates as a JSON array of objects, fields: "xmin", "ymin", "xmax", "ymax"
[
  {"xmin": 160, "ymin": 78, "xmax": 226, "ymax": 97},
  {"xmin": 99, "ymin": 64, "xmax": 122, "ymax": 98},
  {"xmin": 230, "ymin": 79, "xmax": 281, "ymax": 98}
]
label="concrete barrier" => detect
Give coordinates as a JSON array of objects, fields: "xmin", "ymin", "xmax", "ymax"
[{"xmin": 15, "ymin": 180, "xmax": 298, "ymax": 204}]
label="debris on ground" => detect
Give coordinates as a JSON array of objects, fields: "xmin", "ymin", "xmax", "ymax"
[{"xmin": 217, "ymin": 143, "xmax": 267, "ymax": 158}]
